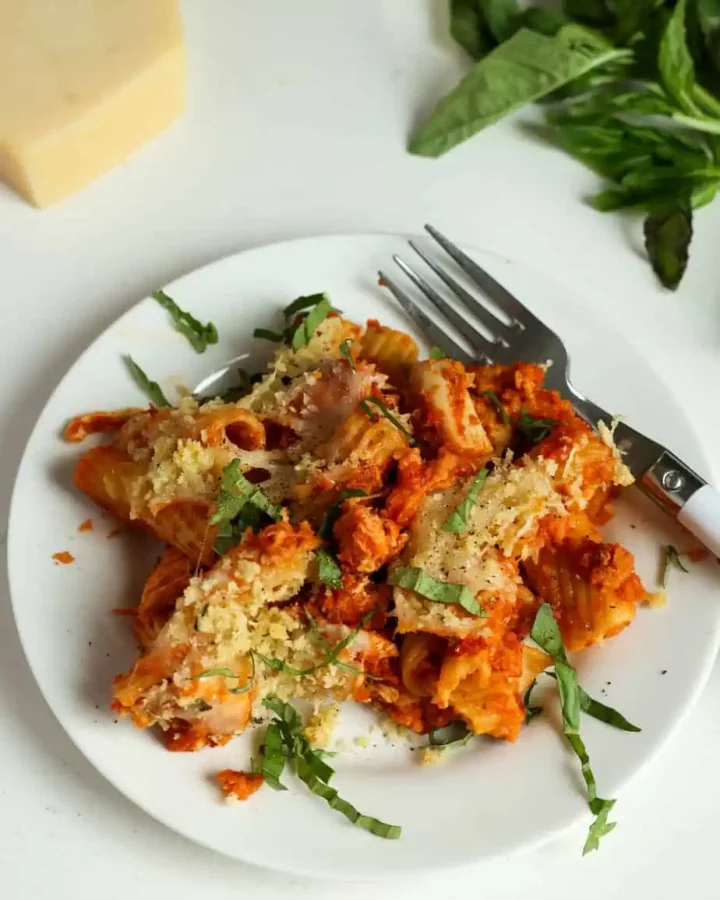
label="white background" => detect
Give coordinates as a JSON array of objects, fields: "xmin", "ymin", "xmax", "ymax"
[{"xmin": 1, "ymin": 1, "xmax": 719, "ymax": 896}]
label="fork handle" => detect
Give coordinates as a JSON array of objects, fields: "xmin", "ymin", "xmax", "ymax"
[
  {"xmin": 642, "ymin": 451, "xmax": 720, "ymax": 557},
  {"xmin": 677, "ymin": 486, "xmax": 720, "ymax": 559}
]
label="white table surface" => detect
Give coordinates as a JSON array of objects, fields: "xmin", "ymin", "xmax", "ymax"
[{"xmin": 2, "ymin": 1, "xmax": 719, "ymax": 896}]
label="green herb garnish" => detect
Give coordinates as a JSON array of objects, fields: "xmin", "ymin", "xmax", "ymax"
[
  {"xmin": 427, "ymin": 720, "xmax": 473, "ymax": 749},
  {"xmin": 316, "ymin": 547, "xmax": 344, "ymax": 589},
  {"xmin": 256, "ymin": 611, "xmax": 373, "ymax": 678},
  {"xmin": 662, "ymin": 544, "xmax": 689, "ymax": 588},
  {"xmin": 291, "ymin": 295, "xmax": 333, "ymax": 350},
  {"xmin": 211, "ymin": 460, "xmax": 282, "ymax": 553},
  {"xmin": 442, "ymin": 468, "xmax": 488, "ymax": 534},
  {"xmin": 523, "ymin": 678, "xmax": 543, "ymax": 723},
  {"xmin": 360, "ymin": 396, "xmax": 415, "ymax": 444},
  {"xmin": 546, "ymin": 672, "xmax": 640, "ymax": 732},
  {"xmin": 480, "ymin": 389, "xmax": 510, "ymax": 424},
  {"xmin": 124, "ymin": 356, "xmax": 171, "ymax": 408},
  {"xmin": 152, "ymin": 289, "xmax": 218, "ymax": 353},
  {"xmin": 428, "ymin": 345, "xmax": 446, "ymax": 359},
  {"xmin": 531, "ymin": 603, "xmax": 617, "ymax": 855},
  {"xmin": 198, "ymin": 657, "xmax": 255, "ymax": 695},
  {"xmin": 260, "ymin": 696, "xmax": 401, "ymax": 838},
  {"xmin": 389, "ymin": 566, "xmax": 487, "ymax": 617},
  {"xmin": 409, "ymin": 0, "xmax": 720, "ymax": 288},
  {"xmin": 253, "ymin": 328, "xmax": 285, "ymax": 343},
  {"xmin": 339, "ymin": 339, "xmax": 356, "ymax": 370},
  {"xmin": 283, "ymin": 293, "xmax": 329, "ymax": 319},
  {"xmin": 318, "ymin": 489, "xmax": 367, "ymax": 542},
  {"xmin": 514, "ymin": 408, "xmax": 556, "ymax": 444}
]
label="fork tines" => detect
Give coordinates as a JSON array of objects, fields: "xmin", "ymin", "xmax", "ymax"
[{"xmin": 379, "ymin": 224, "xmax": 550, "ymax": 367}]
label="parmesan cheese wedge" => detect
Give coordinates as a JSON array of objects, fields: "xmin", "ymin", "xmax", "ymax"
[{"xmin": 0, "ymin": 0, "xmax": 185, "ymax": 207}]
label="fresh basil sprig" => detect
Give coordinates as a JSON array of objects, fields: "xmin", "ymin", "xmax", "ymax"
[
  {"xmin": 360, "ymin": 396, "xmax": 415, "ymax": 444},
  {"xmin": 124, "ymin": 356, "xmax": 171, "ymax": 408},
  {"xmin": 152, "ymin": 289, "xmax": 218, "ymax": 353},
  {"xmin": 258, "ymin": 696, "xmax": 402, "ymax": 839},
  {"xmin": 545, "ymin": 672, "xmax": 641, "ymax": 732},
  {"xmin": 389, "ymin": 566, "xmax": 487, "ymax": 617},
  {"xmin": 442, "ymin": 468, "xmax": 488, "ymax": 534},
  {"xmin": 531, "ymin": 603, "xmax": 617, "ymax": 854}
]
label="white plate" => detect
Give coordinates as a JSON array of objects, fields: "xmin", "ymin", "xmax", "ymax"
[{"xmin": 8, "ymin": 234, "xmax": 720, "ymax": 880}]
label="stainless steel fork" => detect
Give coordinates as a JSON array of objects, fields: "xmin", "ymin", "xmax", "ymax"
[{"xmin": 380, "ymin": 224, "xmax": 720, "ymax": 558}]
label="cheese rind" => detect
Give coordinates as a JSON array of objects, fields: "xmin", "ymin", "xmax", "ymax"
[{"xmin": 0, "ymin": 0, "xmax": 185, "ymax": 207}]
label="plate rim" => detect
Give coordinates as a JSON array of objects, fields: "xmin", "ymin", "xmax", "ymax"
[{"xmin": 7, "ymin": 231, "xmax": 720, "ymax": 879}]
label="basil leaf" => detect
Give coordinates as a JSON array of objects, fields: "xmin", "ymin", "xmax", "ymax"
[
  {"xmin": 262, "ymin": 695, "xmax": 401, "ymax": 838},
  {"xmin": 531, "ymin": 603, "xmax": 617, "ymax": 854},
  {"xmin": 291, "ymin": 296, "xmax": 333, "ymax": 350},
  {"xmin": 256, "ymin": 612, "xmax": 373, "ymax": 678},
  {"xmin": 658, "ymin": 0, "xmax": 698, "ymax": 116},
  {"xmin": 317, "ymin": 547, "xmax": 344, "ymax": 589},
  {"xmin": 124, "ymin": 356, "xmax": 171, "ymax": 408},
  {"xmin": 360, "ymin": 397, "xmax": 415, "ymax": 444},
  {"xmin": 450, "ymin": 0, "xmax": 494, "ymax": 61},
  {"xmin": 198, "ymin": 667, "xmax": 236, "ymax": 679},
  {"xmin": 253, "ymin": 328, "xmax": 285, "ymax": 343},
  {"xmin": 523, "ymin": 678, "xmax": 542, "ymax": 723},
  {"xmin": 662, "ymin": 543, "xmax": 689, "ymax": 587},
  {"xmin": 427, "ymin": 720, "xmax": 472, "ymax": 747},
  {"xmin": 283, "ymin": 293, "xmax": 328, "ymax": 319},
  {"xmin": 389, "ymin": 566, "xmax": 487, "ymax": 617},
  {"xmin": 484, "ymin": 0, "xmax": 520, "ymax": 44},
  {"xmin": 644, "ymin": 203, "xmax": 693, "ymax": 291},
  {"xmin": 339, "ymin": 339, "xmax": 356, "ymax": 370},
  {"xmin": 295, "ymin": 758, "xmax": 401, "ymax": 839},
  {"xmin": 211, "ymin": 460, "xmax": 282, "ymax": 527},
  {"xmin": 409, "ymin": 25, "xmax": 631, "ymax": 158},
  {"xmin": 152, "ymin": 289, "xmax": 218, "ymax": 354},
  {"xmin": 442, "ymin": 468, "xmax": 488, "ymax": 534},
  {"xmin": 428, "ymin": 346, "xmax": 446, "ymax": 359},
  {"xmin": 318, "ymin": 489, "xmax": 367, "ymax": 542},
  {"xmin": 480, "ymin": 389, "xmax": 510, "ymax": 423},
  {"xmin": 256, "ymin": 722, "xmax": 289, "ymax": 791},
  {"xmin": 514, "ymin": 408, "xmax": 556, "ymax": 444},
  {"xmin": 545, "ymin": 671, "xmax": 640, "ymax": 732}
]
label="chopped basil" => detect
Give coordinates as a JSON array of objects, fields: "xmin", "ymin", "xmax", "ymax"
[
  {"xmin": 255, "ymin": 721, "xmax": 289, "ymax": 791},
  {"xmin": 662, "ymin": 544, "xmax": 689, "ymax": 588},
  {"xmin": 261, "ymin": 696, "xmax": 401, "ymax": 838},
  {"xmin": 124, "ymin": 356, "xmax": 171, "ymax": 408},
  {"xmin": 523, "ymin": 678, "xmax": 543, "ymax": 723},
  {"xmin": 198, "ymin": 657, "xmax": 255, "ymax": 695},
  {"xmin": 514, "ymin": 408, "xmax": 556, "ymax": 444},
  {"xmin": 339, "ymin": 339, "xmax": 356, "ymax": 370},
  {"xmin": 152, "ymin": 289, "xmax": 218, "ymax": 353},
  {"xmin": 427, "ymin": 720, "xmax": 473, "ymax": 749},
  {"xmin": 546, "ymin": 672, "xmax": 641, "ymax": 732},
  {"xmin": 428, "ymin": 346, "xmax": 445, "ymax": 359},
  {"xmin": 291, "ymin": 295, "xmax": 333, "ymax": 350},
  {"xmin": 442, "ymin": 468, "xmax": 488, "ymax": 534},
  {"xmin": 198, "ymin": 667, "xmax": 236, "ymax": 679},
  {"xmin": 256, "ymin": 611, "xmax": 373, "ymax": 678},
  {"xmin": 210, "ymin": 460, "xmax": 282, "ymax": 554},
  {"xmin": 480, "ymin": 389, "xmax": 510, "ymax": 424},
  {"xmin": 283, "ymin": 293, "xmax": 329, "ymax": 319},
  {"xmin": 389, "ymin": 566, "xmax": 487, "ymax": 617},
  {"xmin": 253, "ymin": 327, "xmax": 285, "ymax": 343},
  {"xmin": 360, "ymin": 396, "xmax": 415, "ymax": 444},
  {"xmin": 531, "ymin": 603, "xmax": 617, "ymax": 854},
  {"xmin": 318, "ymin": 489, "xmax": 367, "ymax": 542},
  {"xmin": 316, "ymin": 547, "xmax": 344, "ymax": 589}
]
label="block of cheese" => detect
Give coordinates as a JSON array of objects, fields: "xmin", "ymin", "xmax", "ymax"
[{"xmin": 0, "ymin": 0, "xmax": 185, "ymax": 208}]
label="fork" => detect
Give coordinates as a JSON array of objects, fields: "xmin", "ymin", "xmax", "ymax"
[{"xmin": 379, "ymin": 224, "xmax": 720, "ymax": 559}]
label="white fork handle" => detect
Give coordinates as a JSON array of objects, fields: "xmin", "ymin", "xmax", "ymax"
[{"xmin": 678, "ymin": 486, "xmax": 720, "ymax": 559}]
